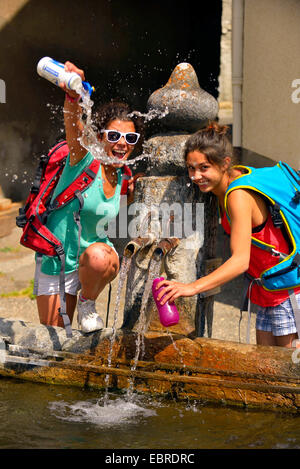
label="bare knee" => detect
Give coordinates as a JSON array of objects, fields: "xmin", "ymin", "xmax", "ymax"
[{"xmin": 79, "ymin": 243, "xmax": 119, "ymax": 279}]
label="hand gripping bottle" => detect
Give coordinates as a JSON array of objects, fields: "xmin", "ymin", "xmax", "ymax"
[
  {"xmin": 37, "ymin": 57, "xmax": 94, "ymax": 95},
  {"xmin": 152, "ymin": 277, "xmax": 179, "ymax": 327}
]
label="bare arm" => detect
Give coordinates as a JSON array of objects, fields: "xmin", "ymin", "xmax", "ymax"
[
  {"xmin": 126, "ymin": 173, "xmax": 145, "ymax": 205},
  {"xmin": 194, "ymin": 189, "xmax": 252, "ymax": 291},
  {"xmin": 156, "ymin": 189, "xmax": 253, "ymax": 303},
  {"xmin": 60, "ymin": 62, "xmax": 87, "ymax": 165}
]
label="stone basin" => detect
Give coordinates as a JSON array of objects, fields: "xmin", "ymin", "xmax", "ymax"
[{"xmin": 0, "ymin": 318, "xmax": 299, "ymax": 413}]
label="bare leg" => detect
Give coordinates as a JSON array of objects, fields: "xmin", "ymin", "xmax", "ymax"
[
  {"xmin": 275, "ymin": 333, "xmax": 298, "ymax": 348},
  {"xmin": 257, "ymin": 329, "xmax": 298, "ymax": 348},
  {"xmin": 37, "ymin": 293, "xmax": 77, "ymax": 327},
  {"xmin": 256, "ymin": 330, "xmax": 276, "ymax": 346},
  {"xmin": 78, "ymin": 242, "xmax": 119, "ymax": 300},
  {"xmin": 37, "ymin": 243, "xmax": 118, "ymax": 331}
]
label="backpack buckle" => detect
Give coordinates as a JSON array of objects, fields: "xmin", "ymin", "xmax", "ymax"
[
  {"xmin": 47, "ymin": 200, "xmax": 59, "ymax": 212},
  {"xmin": 16, "ymin": 207, "xmax": 27, "ymax": 228},
  {"xmin": 270, "ymin": 203, "xmax": 283, "ymax": 228},
  {"xmin": 55, "ymin": 245, "xmax": 65, "ymax": 257},
  {"xmin": 292, "ymin": 191, "xmax": 300, "ymax": 205},
  {"xmin": 73, "ymin": 211, "xmax": 80, "ymax": 223},
  {"xmin": 293, "ymin": 253, "xmax": 300, "ymax": 276}
]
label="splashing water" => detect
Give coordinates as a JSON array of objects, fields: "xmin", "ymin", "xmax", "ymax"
[
  {"xmin": 126, "ymin": 256, "xmax": 162, "ymax": 401},
  {"xmin": 128, "ymin": 107, "xmax": 169, "ymax": 122},
  {"xmin": 49, "ymin": 395, "xmax": 156, "ymax": 428},
  {"xmin": 50, "ymin": 254, "xmax": 158, "ymax": 423},
  {"xmin": 77, "ymin": 87, "xmax": 169, "ymax": 167},
  {"xmin": 4, "ymin": 93, "xmax": 168, "ymax": 184},
  {"xmin": 103, "ymin": 255, "xmax": 132, "ymax": 404},
  {"xmin": 50, "ymin": 255, "xmax": 160, "ymax": 422}
]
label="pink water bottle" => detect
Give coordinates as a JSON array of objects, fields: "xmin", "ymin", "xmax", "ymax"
[{"xmin": 152, "ymin": 277, "xmax": 179, "ymax": 327}]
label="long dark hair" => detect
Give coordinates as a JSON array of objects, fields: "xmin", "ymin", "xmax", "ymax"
[{"xmin": 184, "ymin": 121, "xmax": 235, "ymax": 167}]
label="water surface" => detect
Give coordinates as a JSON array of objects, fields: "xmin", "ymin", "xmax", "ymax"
[{"xmin": 0, "ymin": 377, "xmax": 299, "ymax": 450}]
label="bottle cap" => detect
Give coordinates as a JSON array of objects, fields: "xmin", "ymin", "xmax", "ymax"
[{"xmin": 82, "ymin": 81, "xmax": 95, "ymax": 96}]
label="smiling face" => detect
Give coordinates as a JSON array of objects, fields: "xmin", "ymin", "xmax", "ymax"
[
  {"xmin": 100, "ymin": 119, "xmax": 136, "ymax": 166},
  {"xmin": 186, "ymin": 150, "xmax": 230, "ymax": 196}
]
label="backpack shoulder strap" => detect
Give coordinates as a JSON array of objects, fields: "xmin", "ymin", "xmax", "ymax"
[
  {"xmin": 52, "ymin": 158, "xmax": 101, "ymax": 209},
  {"xmin": 31, "ymin": 140, "xmax": 68, "ymax": 195},
  {"xmin": 50, "ymin": 158, "xmax": 101, "ymax": 271},
  {"xmin": 224, "ymin": 165, "xmax": 254, "ymax": 221},
  {"xmin": 223, "ymin": 164, "xmax": 287, "ymax": 255}
]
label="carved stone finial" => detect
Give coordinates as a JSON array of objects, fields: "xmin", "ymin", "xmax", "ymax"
[{"xmin": 147, "ymin": 63, "xmax": 218, "ymax": 132}]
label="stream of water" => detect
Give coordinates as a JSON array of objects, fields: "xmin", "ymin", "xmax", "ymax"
[
  {"xmin": 103, "ymin": 255, "xmax": 132, "ymax": 404},
  {"xmin": 126, "ymin": 257, "xmax": 161, "ymax": 401}
]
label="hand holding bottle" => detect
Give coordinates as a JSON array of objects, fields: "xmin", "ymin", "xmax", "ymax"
[
  {"xmin": 37, "ymin": 57, "xmax": 94, "ymax": 101},
  {"xmin": 59, "ymin": 60, "xmax": 85, "ymax": 101},
  {"xmin": 152, "ymin": 277, "xmax": 180, "ymax": 327}
]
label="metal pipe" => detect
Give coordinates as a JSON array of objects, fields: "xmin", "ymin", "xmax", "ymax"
[
  {"xmin": 152, "ymin": 238, "xmax": 179, "ymax": 260},
  {"xmin": 123, "ymin": 233, "xmax": 156, "ymax": 258}
]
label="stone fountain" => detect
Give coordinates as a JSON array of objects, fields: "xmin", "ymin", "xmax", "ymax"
[
  {"xmin": 122, "ymin": 62, "xmax": 221, "ymax": 337},
  {"xmin": 0, "ymin": 64, "xmax": 300, "ymax": 413}
]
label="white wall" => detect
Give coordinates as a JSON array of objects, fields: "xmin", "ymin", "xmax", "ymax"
[{"xmin": 243, "ymin": 0, "xmax": 300, "ymax": 168}]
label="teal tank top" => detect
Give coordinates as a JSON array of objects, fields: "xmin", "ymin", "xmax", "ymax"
[{"xmin": 40, "ymin": 151, "xmax": 122, "ymax": 275}]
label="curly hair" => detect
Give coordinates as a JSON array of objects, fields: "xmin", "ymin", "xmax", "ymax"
[
  {"xmin": 184, "ymin": 121, "xmax": 235, "ymax": 167},
  {"xmin": 93, "ymin": 100, "xmax": 145, "ymax": 151}
]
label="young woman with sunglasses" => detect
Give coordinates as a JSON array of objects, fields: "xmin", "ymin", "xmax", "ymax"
[
  {"xmin": 155, "ymin": 122, "xmax": 300, "ymax": 348},
  {"xmin": 36, "ymin": 61, "xmax": 144, "ymax": 333}
]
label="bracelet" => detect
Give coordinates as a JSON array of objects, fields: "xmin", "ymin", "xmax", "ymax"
[{"xmin": 65, "ymin": 93, "xmax": 80, "ymax": 103}]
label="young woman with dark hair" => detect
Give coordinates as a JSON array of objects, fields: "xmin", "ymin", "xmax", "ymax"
[
  {"xmin": 36, "ymin": 61, "xmax": 144, "ymax": 333},
  {"xmin": 156, "ymin": 122, "xmax": 300, "ymax": 348}
]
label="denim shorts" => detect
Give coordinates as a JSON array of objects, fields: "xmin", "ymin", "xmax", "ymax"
[{"xmin": 256, "ymin": 294, "xmax": 299, "ymax": 336}]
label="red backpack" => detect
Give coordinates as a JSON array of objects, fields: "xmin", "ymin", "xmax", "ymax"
[{"xmin": 16, "ymin": 140, "xmax": 132, "ymax": 337}]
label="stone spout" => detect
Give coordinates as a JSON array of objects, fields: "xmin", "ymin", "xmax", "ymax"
[
  {"xmin": 152, "ymin": 237, "xmax": 180, "ymax": 261},
  {"xmin": 123, "ymin": 234, "xmax": 156, "ymax": 258}
]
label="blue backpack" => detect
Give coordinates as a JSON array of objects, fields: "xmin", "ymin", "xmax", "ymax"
[{"xmin": 224, "ymin": 161, "xmax": 300, "ymax": 342}]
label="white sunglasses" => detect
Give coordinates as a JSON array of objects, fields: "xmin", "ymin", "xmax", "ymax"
[{"xmin": 101, "ymin": 129, "xmax": 140, "ymax": 145}]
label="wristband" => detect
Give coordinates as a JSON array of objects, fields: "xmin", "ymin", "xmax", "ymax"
[{"xmin": 65, "ymin": 93, "xmax": 80, "ymax": 103}]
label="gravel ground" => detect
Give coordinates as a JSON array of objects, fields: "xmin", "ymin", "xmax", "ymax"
[{"xmin": 0, "ymin": 226, "xmax": 256, "ymax": 344}]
